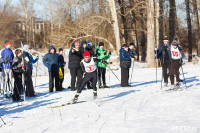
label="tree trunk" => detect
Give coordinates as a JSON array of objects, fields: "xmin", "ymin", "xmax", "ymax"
[
  {"xmin": 169, "ymin": 0, "xmax": 176, "ymax": 44},
  {"xmin": 140, "ymin": 12, "xmax": 146, "ymax": 61},
  {"xmin": 118, "ymin": 0, "xmax": 128, "ymax": 44},
  {"xmin": 158, "ymin": 0, "xmax": 164, "ymax": 45},
  {"xmin": 107, "ymin": 0, "xmax": 121, "ymax": 53},
  {"xmin": 185, "ymin": 0, "xmax": 193, "ymax": 62},
  {"xmin": 147, "ymin": 0, "xmax": 155, "ymax": 67},
  {"xmin": 192, "ymin": 0, "xmax": 200, "ymax": 56}
]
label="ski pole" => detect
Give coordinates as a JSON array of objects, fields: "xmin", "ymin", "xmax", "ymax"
[
  {"xmin": 0, "ymin": 116, "xmax": 6, "ymax": 125},
  {"xmin": 155, "ymin": 49, "xmax": 158, "ymax": 83},
  {"xmin": 35, "ymin": 61, "xmax": 38, "ymax": 88},
  {"xmin": 107, "ymin": 66, "xmax": 120, "ymax": 82},
  {"xmin": 180, "ymin": 64, "xmax": 187, "ymax": 89},
  {"xmin": 129, "ymin": 58, "xmax": 134, "ymax": 84}
]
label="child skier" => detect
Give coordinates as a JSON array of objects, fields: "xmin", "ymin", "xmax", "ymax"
[
  {"xmin": 12, "ymin": 49, "xmax": 23, "ymax": 101},
  {"xmin": 69, "ymin": 51, "xmax": 107, "ymax": 104},
  {"xmin": 169, "ymin": 40, "xmax": 183, "ymax": 90}
]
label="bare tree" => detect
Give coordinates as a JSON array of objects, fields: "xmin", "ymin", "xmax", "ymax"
[
  {"xmin": 147, "ymin": 0, "xmax": 155, "ymax": 67},
  {"xmin": 185, "ymin": 0, "xmax": 192, "ymax": 62}
]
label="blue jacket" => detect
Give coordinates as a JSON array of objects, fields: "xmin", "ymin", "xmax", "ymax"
[
  {"xmin": 119, "ymin": 48, "xmax": 136, "ymax": 69},
  {"xmin": 1, "ymin": 47, "xmax": 14, "ymax": 69},
  {"xmin": 156, "ymin": 44, "xmax": 172, "ymax": 63},
  {"xmin": 28, "ymin": 53, "xmax": 38, "ymax": 70},
  {"xmin": 43, "ymin": 46, "xmax": 59, "ymax": 72}
]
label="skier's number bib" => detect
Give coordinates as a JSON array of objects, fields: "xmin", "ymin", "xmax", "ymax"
[{"xmin": 82, "ymin": 57, "xmax": 97, "ymax": 73}]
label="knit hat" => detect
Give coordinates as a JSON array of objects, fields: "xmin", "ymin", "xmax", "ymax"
[
  {"xmin": 99, "ymin": 42, "xmax": 104, "ymax": 47},
  {"xmin": 83, "ymin": 51, "xmax": 90, "ymax": 57},
  {"xmin": 23, "ymin": 45, "xmax": 32, "ymax": 51},
  {"xmin": 88, "ymin": 42, "xmax": 93, "ymax": 46},
  {"xmin": 163, "ymin": 36, "xmax": 169, "ymax": 41},
  {"xmin": 171, "ymin": 39, "xmax": 178, "ymax": 46},
  {"xmin": 59, "ymin": 48, "xmax": 63, "ymax": 52},
  {"xmin": 122, "ymin": 44, "xmax": 128, "ymax": 48},
  {"xmin": 75, "ymin": 41, "xmax": 80, "ymax": 46},
  {"xmin": 129, "ymin": 42, "xmax": 135, "ymax": 47},
  {"xmin": 4, "ymin": 40, "xmax": 11, "ymax": 46}
]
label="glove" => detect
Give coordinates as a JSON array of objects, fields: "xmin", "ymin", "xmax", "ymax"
[
  {"xmin": 109, "ymin": 52, "xmax": 111, "ymax": 55},
  {"xmin": 5, "ymin": 57, "xmax": 10, "ymax": 64},
  {"xmin": 0, "ymin": 58, "xmax": 5, "ymax": 64},
  {"xmin": 102, "ymin": 60, "xmax": 108, "ymax": 65},
  {"xmin": 104, "ymin": 51, "xmax": 107, "ymax": 55},
  {"xmin": 36, "ymin": 56, "xmax": 39, "ymax": 59}
]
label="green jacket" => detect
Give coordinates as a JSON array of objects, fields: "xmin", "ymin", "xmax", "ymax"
[{"xmin": 96, "ymin": 46, "xmax": 111, "ymax": 68}]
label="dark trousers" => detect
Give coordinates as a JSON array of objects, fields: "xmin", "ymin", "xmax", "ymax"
[
  {"xmin": 121, "ymin": 68, "xmax": 129, "ymax": 86},
  {"xmin": 161, "ymin": 61, "xmax": 171, "ymax": 83},
  {"xmin": 12, "ymin": 71, "xmax": 22, "ymax": 100},
  {"xmin": 98, "ymin": 67, "xmax": 106, "ymax": 86},
  {"xmin": 49, "ymin": 70, "xmax": 60, "ymax": 92},
  {"xmin": 59, "ymin": 68, "xmax": 64, "ymax": 89},
  {"xmin": 77, "ymin": 71, "xmax": 97, "ymax": 94},
  {"xmin": 25, "ymin": 70, "xmax": 35, "ymax": 97},
  {"xmin": 70, "ymin": 68, "xmax": 83, "ymax": 90},
  {"xmin": 170, "ymin": 60, "xmax": 180, "ymax": 85}
]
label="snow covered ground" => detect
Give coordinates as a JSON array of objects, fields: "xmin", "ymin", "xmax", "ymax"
[{"xmin": 0, "ymin": 60, "xmax": 200, "ymax": 133}]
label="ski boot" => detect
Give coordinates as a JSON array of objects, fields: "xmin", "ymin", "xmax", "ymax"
[
  {"xmin": 70, "ymin": 94, "xmax": 79, "ymax": 104},
  {"xmin": 103, "ymin": 84, "xmax": 110, "ymax": 88},
  {"xmin": 93, "ymin": 92, "xmax": 97, "ymax": 99}
]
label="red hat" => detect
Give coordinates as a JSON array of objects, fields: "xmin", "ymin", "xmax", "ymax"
[
  {"xmin": 83, "ymin": 51, "xmax": 90, "ymax": 57},
  {"xmin": 4, "ymin": 40, "xmax": 11, "ymax": 46}
]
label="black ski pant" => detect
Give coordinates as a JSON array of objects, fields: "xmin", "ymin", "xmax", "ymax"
[
  {"xmin": 59, "ymin": 67, "xmax": 64, "ymax": 89},
  {"xmin": 121, "ymin": 68, "xmax": 129, "ymax": 87},
  {"xmin": 49, "ymin": 70, "xmax": 60, "ymax": 92},
  {"xmin": 170, "ymin": 59, "xmax": 180, "ymax": 85},
  {"xmin": 25, "ymin": 70, "xmax": 35, "ymax": 97},
  {"xmin": 77, "ymin": 70, "xmax": 97, "ymax": 94},
  {"xmin": 12, "ymin": 71, "xmax": 22, "ymax": 100},
  {"xmin": 161, "ymin": 61, "xmax": 171, "ymax": 84},
  {"xmin": 70, "ymin": 68, "xmax": 83, "ymax": 90},
  {"xmin": 98, "ymin": 67, "xmax": 106, "ymax": 86}
]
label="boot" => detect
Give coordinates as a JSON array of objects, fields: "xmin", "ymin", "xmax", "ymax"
[
  {"xmin": 93, "ymin": 92, "xmax": 97, "ymax": 99},
  {"xmin": 70, "ymin": 94, "xmax": 79, "ymax": 104},
  {"xmin": 103, "ymin": 84, "xmax": 110, "ymax": 88}
]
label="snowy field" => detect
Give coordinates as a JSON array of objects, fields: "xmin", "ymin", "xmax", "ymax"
[{"xmin": 0, "ymin": 61, "xmax": 200, "ymax": 133}]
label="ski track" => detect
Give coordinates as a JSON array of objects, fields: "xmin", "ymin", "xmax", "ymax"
[{"xmin": 0, "ymin": 62, "xmax": 200, "ymax": 133}]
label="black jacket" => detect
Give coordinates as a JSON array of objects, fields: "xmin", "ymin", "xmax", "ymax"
[
  {"xmin": 58, "ymin": 54, "xmax": 65, "ymax": 68},
  {"xmin": 68, "ymin": 48, "xmax": 83, "ymax": 69},
  {"xmin": 22, "ymin": 51, "xmax": 32, "ymax": 72},
  {"xmin": 12, "ymin": 56, "xmax": 23, "ymax": 73}
]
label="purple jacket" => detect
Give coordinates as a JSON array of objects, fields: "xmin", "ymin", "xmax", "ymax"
[{"xmin": 1, "ymin": 47, "xmax": 14, "ymax": 69}]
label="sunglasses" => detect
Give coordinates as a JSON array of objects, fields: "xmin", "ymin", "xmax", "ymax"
[{"xmin": 84, "ymin": 56, "xmax": 90, "ymax": 58}]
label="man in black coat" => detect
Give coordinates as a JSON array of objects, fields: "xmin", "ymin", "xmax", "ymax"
[
  {"xmin": 156, "ymin": 36, "xmax": 171, "ymax": 87},
  {"xmin": 43, "ymin": 46, "xmax": 60, "ymax": 92},
  {"xmin": 58, "ymin": 48, "xmax": 66, "ymax": 90},
  {"xmin": 68, "ymin": 42, "xmax": 83, "ymax": 91}
]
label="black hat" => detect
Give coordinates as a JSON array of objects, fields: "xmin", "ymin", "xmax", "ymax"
[
  {"xmin": 129, "ymin": 42, "xmax": 135, "ymax": 47},
  {"xmin": 59, "ymin": 48, "xmax": 63, "ymax": 52},
  {"xmin": 122, "ymin": 44, "xmax": 128, "ymax": 48},
  {"xmin": 99, "ymin": 42, "xmax": 104, "ymax": 47},
  {"xmin": 163, "ymin": 36, "xmax": 169, "ymax": 41},
  {"xmin": 171, "ymin": 40, "xmax": 178, "ymax": 46}
]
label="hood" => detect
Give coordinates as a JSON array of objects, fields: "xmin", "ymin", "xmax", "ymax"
[
  {"xmin": 81, "ymin": 41, "xmax": 87, "ymax": 48},
  {"xmin": 48, "ymin": 46, "xmax": 56, "ymax": 53}
]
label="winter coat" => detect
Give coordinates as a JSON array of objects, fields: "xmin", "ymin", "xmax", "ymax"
[
  {"xmin": 68, "ymin": 48, "xmax": 83, "ymax": 69},
  {"xmin": 43, "ymin": 46, "xmax": 59, "ymax": 72},
  {"xmin": 22, "ymin": 51, "xmax": 32, "ymax": 72},
  {"xmin": 12, "ymin": 56, "xmax": 23, "ymax": 73},
  {"xmin": 119, "ymin": 48, "xmax": 136, "ymax": 69},
  {"xmin": 1, "ymin": 47, "xmax": 14, "ymax": 69},
  {"xmin": 156, "ymin": 44, "xmax": 171, "ymax": 63},
  {"xmin": 28, "ymin": 53, "xmax": 38, "ymax": 70},
  {"xmin": 96, "ymin": 46, "xmax": 110, "ymax": 68},
  {"xmin": 58, "ymin": 54, "xmax": 65, "ymax": 68},
  {"xmin": 80, "ymin": 41, "xmax": 95, "ymax": 56}
]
